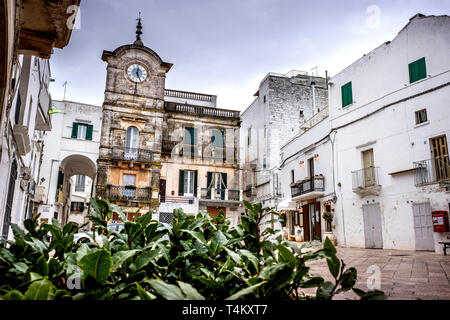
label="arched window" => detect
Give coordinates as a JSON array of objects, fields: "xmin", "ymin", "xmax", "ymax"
[
  {"xmin": 125, "ymin": 126, "xmax": 139, "ymax": 161},
  {"xmin": 126, "ymin": 126, "xmax": 139, "ymax": 150}
]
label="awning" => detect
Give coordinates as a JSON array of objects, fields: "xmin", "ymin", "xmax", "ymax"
[{"xmin": 277, "ymin": 199, "xmax": 297, "ymax": 211}]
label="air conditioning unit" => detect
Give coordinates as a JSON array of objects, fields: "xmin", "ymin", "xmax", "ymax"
[
  {"xmin": 13, "ymin": 125, "xmax": 31, "ymax": 156},
  {"xmin": 34, "ymin": 185, "xmax": 46, "ymax": 202}
]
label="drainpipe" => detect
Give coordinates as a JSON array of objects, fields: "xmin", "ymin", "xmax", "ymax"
[{"xmin": 311, "ymin": 75, "xmax": 316, "ymax": 116}]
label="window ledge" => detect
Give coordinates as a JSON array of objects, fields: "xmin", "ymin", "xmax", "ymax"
[{"xmin": 414, "ymin": 120, "xmax": 429, "ymax": 128}]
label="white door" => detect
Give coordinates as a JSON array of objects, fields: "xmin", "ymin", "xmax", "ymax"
[
  {"xmin": 412, "ymin": 202, "xmax": 435, "ymax": 251},
  {"xmin": 362, "ymin": 203, "xmax": 383, "ymax": 249}
]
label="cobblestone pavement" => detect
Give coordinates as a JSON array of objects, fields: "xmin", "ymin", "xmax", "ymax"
[{"xmin": 301, "ymin": 247, "xmax": 450, "ymax": 300}]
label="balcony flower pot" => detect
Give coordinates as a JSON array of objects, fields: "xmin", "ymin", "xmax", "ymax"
[
  {"xmin": 290, "ymin": 182, "xmax": 297, "ymax": 187},
  {"xmin": 125, "ymin": 185, "xmax": 136, "ymax": 190}
]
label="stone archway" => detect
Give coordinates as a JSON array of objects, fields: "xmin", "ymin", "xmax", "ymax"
[{"xmin": 58, "ymin": 155, "xmax": 97, "ymax": 226}]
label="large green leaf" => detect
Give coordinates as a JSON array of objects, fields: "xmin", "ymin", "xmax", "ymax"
[
  {"xmin": 78, "ymin": 249, "xmax": 112, "ymax": 284},
  {"xmin": 23, "ymin": 280, "xmax": 55, "ymax": 300},
  {"xmin": 2, "ymin": 290, "xmax": 24, "ymax": 300},
  {"xmin": 277, "ymin": 245, "xmax": 296, "ymax": 268},
  {"xmin": 132, "ymin": 247, "xmax": 161, "ymax": 271},
  {"xmin": 225, "ymin": 281, "xmax": 266, "ymax": 300},
  {"xmin": 316, "ymin": 281, "xmax": 334, "ymax": 300},
  {"xmin": 149, "ymin": 280, "xmax": 186, "ymax": 300},
  {"xmin": 111, "ymin": 249, "xmax": 139, "ymax": 272},
  {"xmin": 177, "ymin": 281, "xmax": 205, "ymax": 300},
  {"xmin": 326, "ymin": 255, "xmax": 341, "ymax": 278},
  {"xmin": 224, "ymin": 247, "xmax": 241, "ymax": 265},
  {"xmin": 209, "ymin": 230, "xmax": 227, "ymax": 256},
  {"xmin": 180, "ymin": 229, "xmax": 206, "ymax": 244},
  {"xmin": 135, "ymin": 282, "xmax": 156, "ymax": 300}
]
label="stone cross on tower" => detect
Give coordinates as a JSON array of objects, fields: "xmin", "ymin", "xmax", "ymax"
[{"xmin": 134, "ymin": 12, "xmax": 143, "ymax": 46}]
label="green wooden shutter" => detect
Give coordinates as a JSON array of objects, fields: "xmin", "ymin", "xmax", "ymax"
[
  {"xmin": 341, "ymin": 84, "xmax": 346, "ymax": 107},
  {"xmin": 341, "ymin": 82, "xmax": 352, "ymax": 107},
  {"xmin": 347, "ymin": 82, "xmax": 352, "ymax": 106},
  {"xmin": 57, "ymin": 171, "xmax": 64, "ymax": 189},
  {"xmin": 409, "ymin": 57, "xmax": 426, "ymax": 83},
  {"xmin": 86, "ymin": 124, "xmax": 93, "ymax": 141},
  {"xmin": 178, "ymin": 170, "xmax": 184, "ymax": 196},
  {"xmin": 193, "ymin": 171, "xmax": 198, "ymax": 196},
  {"xmin": 71, "ymin": 123, "xmax": 78, "ymax": 138},
  {"xmin": 418, "ymin": 57, "xmax": 426, "ymax": 80}
]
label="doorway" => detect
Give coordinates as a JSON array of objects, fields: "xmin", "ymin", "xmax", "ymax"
[
  {"xmin": 362, "ymin": 203, "xmax": 383, "ymax": 249},
  {"xmin": 412, "ymin": 202, "xmax": 435, "ymax": 251},
  {"xmin": 309, "ymin": 202, "xmax": 322, "ymax": 241},
  {"xmin": 362, "ymin": 149, "xmax": 375, "ymax": 187},
  {"xmin": 431, "ymin": 135, "xmax": 449, "ymax": 182}
]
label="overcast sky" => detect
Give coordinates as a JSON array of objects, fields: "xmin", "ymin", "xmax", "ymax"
[{"xmin": 48, "ymin": 0, "xmax": 450, "ymax": 111}]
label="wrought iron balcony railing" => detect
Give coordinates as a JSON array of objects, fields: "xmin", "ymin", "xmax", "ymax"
[
  {"xmin": 107, "ymin": 185, "xmax": 151, "ymax": 202},
  {"xmin": 351, "ymin": 167, "xmax": 380, "ymax": 190},
  {"xmin": 413, "ymin": 157, "xmax": 450, "ymax": 186},
  {"xmin": 200, "ymin": 188, "xmax": 241, "ymax": 201},
  {"xmin": 290, "ymin": 176, "xmax": 325, "ymax": 198},
  {"xmin": 112, "ymin": 147, "xmax": 153, "ymax": 163}
]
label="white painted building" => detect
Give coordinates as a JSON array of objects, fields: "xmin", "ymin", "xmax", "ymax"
[
  {"xmin": 329, "ymin": 14, "xmax": 450, "ymax": 253},
  {"xmin": 278, "ymin": 107, "xmax": 335, "ymax": 243},
  {"xmin": 36, "ymin": 100, "xmax": 102, "ymax": 228},
  {"xmin": 0, "ymin": 55, "xmax": 52, "ymax": 242}
]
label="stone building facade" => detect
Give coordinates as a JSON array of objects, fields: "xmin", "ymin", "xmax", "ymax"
[
  {"xmin": 96, "ymin": 21, "xmax": 242, "ymax": 221},
  {"xmin": 240, "ymin": 70, "xmax": 328, "ymax": 214}
]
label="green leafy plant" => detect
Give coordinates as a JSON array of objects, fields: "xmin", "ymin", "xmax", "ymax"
[{"xmin": 0, "ymin": 199, "xmax": 386, "ymax": 300}]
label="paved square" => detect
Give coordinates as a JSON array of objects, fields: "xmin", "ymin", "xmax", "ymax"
[{"xmin": 302, "ymin": 247, "xmax": 450, "ymax": 300}]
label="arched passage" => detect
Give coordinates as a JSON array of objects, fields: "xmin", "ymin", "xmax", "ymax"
[
  {"xmin": 60, "ymin": 154, "xmax": 97, "ymax": 180},
  {"xmin": 57, "ymin": 155, "xmax": 97, "ymax": 226}
]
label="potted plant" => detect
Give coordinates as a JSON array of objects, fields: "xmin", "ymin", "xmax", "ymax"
[
  {"xmin": 295, "ymin": 227, "xmax": 304, "ymax": 242},
  {"xmin": 322, "ymin": 211, "xmax": 336, "ymax": 245}
]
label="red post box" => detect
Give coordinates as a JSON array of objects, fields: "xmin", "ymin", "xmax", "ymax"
[{"xmin": 432, "ymin": 211, "xmax": 449, "ymax": 232}]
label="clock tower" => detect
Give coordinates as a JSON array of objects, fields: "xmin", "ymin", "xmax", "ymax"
[{"xmin": 96, "ymin": 16, "xmax": 173, "ymax": 218}]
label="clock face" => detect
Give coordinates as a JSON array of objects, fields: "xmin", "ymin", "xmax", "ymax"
[{"xmin": 127, "ymin": 64, "xmax": 148, "ymax": 83}]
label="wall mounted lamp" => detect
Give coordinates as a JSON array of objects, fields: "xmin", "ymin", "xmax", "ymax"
[
  {"xmin": 313, "ymin": 154, "xmax": 319, "ymax": 160},
  {"xmin": 298, "ymin": 161, "xmax": 305, "ymax": 167}
]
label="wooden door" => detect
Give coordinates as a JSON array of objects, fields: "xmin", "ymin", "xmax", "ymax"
[
  {"xmin": 362, "ymin": 149, "xmax": 375, "ymax": 187},
  {"xmin": 412, "ymin": 202, "xmax": 435, "ymax": 251},
  {"xmin": 362, "ymin": 203, "xmax": 383, "ymax": 249},
  {"xmin": 431, "ymin": 135, "xmax": 449, "ymax": 181},
  {"xmin": 207, "ymin": 207, "xmax": 226, "ymax": 218},
  {"xmin": 302, "ymin": 204, "xmax": 310, "ymax": 242}
]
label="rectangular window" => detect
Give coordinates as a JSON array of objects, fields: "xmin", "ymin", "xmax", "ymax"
[
  {"xmin": 415, "ymin": 109, "xmax": 427, "ymax": 125},
  {"xmin": 75, "ymin": 175, "xmax": 85, "ymax": 192},
  {"xmin": 183, "ymin": 170, "xmax": 195, "ymax": 196},
  {"xmin": 341, "ymin": 81, "xmax": 353, "ymax": 108},
  {"xmin": 211, "ymin": 129, "xmax": 224, "ymax": 147},
  {"xmin": 263, "ymin": 157, "xmax": 267, "ymax": 169},
  {"xmin": 291, "ymin": 169, "xmax": 295, "ymax": 184},
  {"xmin": 71, "ymin": 123, "xmax": 93, "ymax": 140},
  {"xmin": 409, "ymin": 57, "xmax": 427, "ymax": 84},
  {"xmin": 248, "ymin": 128, "xmax": 251, "ymax": 146},
  {"xmin": 70, "ymin": 202, "xmax": 84, "ymax": 212},
  {"xmin": 184, "ymin": 127, "xmax": 196, "ymax": 145}
]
